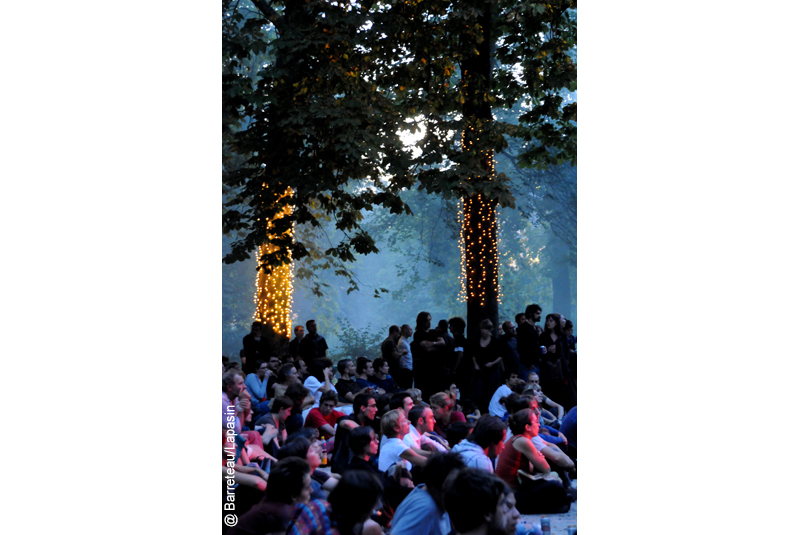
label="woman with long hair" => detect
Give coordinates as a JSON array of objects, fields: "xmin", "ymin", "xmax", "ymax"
[{"xmin": 540, "ymin": 314, "xmax": 569, "ymax": 408}]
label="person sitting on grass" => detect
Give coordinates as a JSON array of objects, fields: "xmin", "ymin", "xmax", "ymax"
[
  {"xmin": 443, "ymin": 468, "xmax": 521, "ymax": 535},
  {"xmin": 355, "ymin": 357, "xmax": 385, "ymax": 394},
  {"xmin": 378, "ymin": 408, "xmax": 429, "ymax": 472},
  {"xmin": 304, "ymin": 390, "xmax": 345, "ymax": 452},
  {"xmin": 371, "ymin": 357, "xmax": 400, "ymax": 393},
  {"xmin": 494, "ymin": 408, "xmax": 571, "ymax": 514},
  {"xmin": 227, "ymin": 457, "xmax": 313, "ymax": 535},
  {"xmin": 451, "ymin": 414, "xmax": 507, "ymax": 473}
]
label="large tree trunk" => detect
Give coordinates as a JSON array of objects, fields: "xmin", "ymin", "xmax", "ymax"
[{"xmin": 461, "ymin": 0, "xmax": 499, "ymax": 339}]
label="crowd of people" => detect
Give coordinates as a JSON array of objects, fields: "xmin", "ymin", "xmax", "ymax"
[{"xmin": 222, "ymin": 304, "xmax": 578, "ymax": 535}]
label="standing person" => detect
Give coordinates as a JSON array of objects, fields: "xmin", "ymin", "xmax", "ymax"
[
  {"xmin": 241, "ymin": 321, "xmax": 264, "ymax": 375},
  {"xmin": 448, "ymin": 316, "xmax": 471, "ymax": 399},
  {"xmin": 381, "ymin": 325, "xmax": 408, "ymax": 380},
  {"xmin": 541, "ymin": 314, "xmax": 569, "ymax": 409},
  {"xmin": 298, "ymin": 319, "xmax": 328, "ymax": 361},
  {"xmin": 471, "ymin": 319, "xmax": 503, "ymax": 413},
  {"xmin": 443, "ymin": 468, "xmax": 521, "ymax": 535},
  {"xmin": 390, "ymin": 452, "xmax": 466, "ymax": 535},
  {"xmin": 411, "ymin": 311, "xmax": 447, "ymax": 402},
  {"xmin": 288, "ymin": 325, "xmax": 305, "ymax": 359},
  {"xmin": 495, "ymin": 409, "xmax": 572, "ymax": 514},
  {"xmin": 500, "ymin": 321, "xmax": 522, "ymax": 378},
  {"xmin": 516, "ymin": 304, "xmax": 542, "ymax": 380},
  {"xmin": 435, "ymin": 319, "xmax": 456, "ymax": 379},
  {"xmin": 396, "ymin": 324, "xmax": 414, "ymax": 389}
]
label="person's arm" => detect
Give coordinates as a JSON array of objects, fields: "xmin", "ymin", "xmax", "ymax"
[
  {"xmin": 516, "ymin": 438, "xmax": 550, "ymax": 474},
  {"xmin": 320, "ymin": 368, "xmax": 333, "ymax": 393},
  {"xmin": 301, "ymin": 394, "xmax": 315, "ymax": 409},
  {"xmin": 321, "ymin": 476, "xmax": 339, "ymax": 492},
  {"xmin": 318, "ymin": 423, "xmax": 336, "ymax": 437},
  {"xmin": 399, "ymin": 447, "xmax": 428, "ymax": 467},
  {"xmin": 543, "ymin": 397, "xmax": 564, "ymax": 418},
  {"xmin": 339, "ymin": 418, "xmax": 359, "ymax": 431},
  {"xmin": 540, "ymin": 445, "xmax": 575, "ymax": 470},
  {"xmin": 226, "ymin": 466, "xmax": 267, "ymax": 491},
  {"xmin": 362, "ymin": 519, "xmax": 382, "ymax": 535}
]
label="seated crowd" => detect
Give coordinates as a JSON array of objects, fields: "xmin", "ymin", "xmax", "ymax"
[{"xmin": 222, "ymin": 305, "xmax": 578, "ymax": 534}]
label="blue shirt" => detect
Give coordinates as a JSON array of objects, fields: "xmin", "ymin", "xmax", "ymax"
[
  {"xmin": 244, "ymin": 373, "xmax": 269, "ymax": 402},
  {"xmin": 391, "ymin": 485, "xmax": 450, "ymax": 535}
]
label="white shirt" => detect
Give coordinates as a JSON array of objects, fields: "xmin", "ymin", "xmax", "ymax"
[
  {"xmin": 379, "ymin": 437, "xmax": 412, "ymax": 472},
  {"xmin": 303, "ymin": 376, "xmax": 338, "ymax": 408},
  {"xmin": 404, "ymin": 426, "xmax": 447, "ymax": 452},
  {"xmin": 488, "ymin": 384, "xmax": 513, "ymax": 417}
]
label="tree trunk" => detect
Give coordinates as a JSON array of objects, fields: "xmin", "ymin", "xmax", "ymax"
[{"xmin": 460, "ymin": 0, "xmax": 499, "ymax": 339}]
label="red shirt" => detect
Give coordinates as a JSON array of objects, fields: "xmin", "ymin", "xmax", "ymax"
[{"xmin": 304, "ymin": 407, "xmax": 345, "ymax": 439}]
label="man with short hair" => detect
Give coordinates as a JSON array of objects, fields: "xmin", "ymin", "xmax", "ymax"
[
  {"xmin": 330, "ymin": 393, "xmax": 378, "ymax": 474},
  {"xmin": 488, "ymin": 370, "xmax": 522, "ymax": 419},
  {"xmin": 443, "ymin": 468, "xmax": 520, "ymax": 535},
  {"xmin": 381, "ymin": 325, "xmax": 407, "ymax": 378},
  {"xmin": 405, "ymin": 405, "xmax": 449, "ymax": 453},
  {"xmin": 304, "ymin": 390, "xmax": 346, "ymax": 451},
  {"xmin": 298, "ymin": 319, "xmax": 328, "ymax": 361},
  {"xmin": 500, "ymin": 320, "xmax": 522, "ymax": 378},
  {"xmin": 288, "ymin": 325, "xmax": 305, "ymax": 359},
  {"xmin": 223, "ymin": 368, "xmax": 250, "ymax": 435},
  {"xmin": 335, "ymin": 359, "xmax": 370, "ymax": 403},
  {"xmin": 396, "ymin": 324, "xmax": 414, "ymax": 389},
  {"xmin": 372, "ymin": 357, "xmax": 400, "ymax": 393},
  {"xmin": 355, "ymin": 357, "xmax": 384, "ymax": 394},
  {"xmin": 390, "ymin": 452, "xmax": 466, "ymax": 535},
  {"xmin": 451, "ymin": 415, "xmax": 507, "ymax": 473}
]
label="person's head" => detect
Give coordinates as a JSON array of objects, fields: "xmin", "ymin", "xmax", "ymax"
[
  {"xmin": 545, "ymin": 313, "xmax": 562, "ymax": 334},
  {"xmin": 296, "ymin": 358, "xmax": 309, "ymax": 378},
  {"xmin": 356, "ymin": 357, "xmax": 373, "ymax": 377},
  {"xmin": 285, "ymin": 383, "xmax": 311, "ymax": 412},
  {"xmin": 255, "ymin": 359, "xmax": 269, "ymax": 379},
  {"xmin": 381, "ymin": 408, "xmax": 411, "ymax": 439},
  {"xmin": 352, "ymin": 393, "xmax": 378, "ymax": 421},
  {"xmin": 467, "ymin": 415, "xmax": 507, "ymax": 458},
  {"xmin": 444, "ymin": 468, "xmax": 512, "ymax": 535},
  {"xmin": 448, "ymin": 316, "xmax": 466, "ymax": 336},
  {"xmin": 222, "ymin": 369, "xmax": 245, "ymax": 399},
  {"xmin": 400, "ymin": 324, "xmax": 413, "ymax": 338},
  {"xmin": 267, "ymin": 355, "xmax": 282, "ymax": 372},
  {"xmin": 416, "ymin": 311, "xmax": 432, "ymax": 332},
  {"xmin": 564, "ymin": 319, "xmax": 574, "ymax": 335},
  {"xmin": 559, "ymin": 314, "xmax": 566, "ymax": 328},
  {"xmin": 225, "ymin": 361, "xmax": 241, "ymax": 372},
  {"xmin": 437, "ymin": 319, "xmax": 449, "ymax": 334},
  {"xmin": 388, "ymin": 324, "xmax": 400, "ymax": 340},
  {"xmin": 479, "ymin": 318, "xmax": 493, "ymax": 336},
  {"xmin": 430, "ymin": 391, "xmax": 456, "ymax": 420},
  {"xmin": 277, "ymin": 437, "xmax": 321, "ymax": 471},
  {"xmin": 277, "ymin": 363, "xmax": 299, "ymax": 385},
  {"xmin": 294, "ymin": 325, "xmax": 305, "ymax": 340},
  {"xmin": 390, "ymin": 391, "xmax": 414, "ymax": 416},
  {"xmin": 514, "ymin": 313, "xmax": 526, "ymax": 327},
  {"xmin": 508, "ymin": 408, "xmax": 539, "ymax": 437},
  {"xmin": 327, "ymin": 470, "xmax": 384, "ymax": 534},
  {"xmin": 373, "ymin": 358, "xmax": 390, "ymax": 377},
  {"xmin": 349, "ymin": 425, "xmax": 379, "ymax": 457},
  {"xmin": 318, "ymin": 390, "xmax": 339, "ymax": 416},
  {"xmin": 265, "ymin": 457, "xmax": 312, "ymax": 505},
  {"xmin": 503, "ymin": 369, "xmax": 519, "ymax": 385},
  {"xmin": 504, "ymin": 393, "xmax": 532, "ymax": 415},
  {"xmin": 251, "ymin": 321, "xmax": 262, "ymax": 335},
  {"xmin": 308, "ymin": 357, "xmax": 333, "ymax": 382},
  {"xmin": 337, "ymin": 358, "xmax": 355, "ymax": 377},
  {"xmin": 411, "ymin": 405, "xmax": 436, "ymax": 433},
  {"xmin": 418, "ymin": 452, "xmax": 466, "ymax": 494},
  {"xmin": 501, "ymin": 321, "xmax": 516, "ymax": 336},
  {"xmin": 525, "ymin": 304, "xmax": 542, "ymax": 323},
  {"xmin": 527, "ymin": 372, "xmax": 539, "ymax": 386},
  {"xmin": 305, "ymin": 319, "xmax": 317, "ymax": 335},
  {"xmin": 407, "ymin": 388, "xmax": 423, "ymax": 405},
  {"xmin": 446, "ymin": 420, "xmax": 474, "ymax": 447},
  {"xmin": 270, "ymin": 396, "xmax": 294, "ymax": 421}
]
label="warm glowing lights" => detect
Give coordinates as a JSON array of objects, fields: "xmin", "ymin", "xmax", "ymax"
[
  {"xmin": 459, "ymin": 125, "xmax": 501, "ymax": 307},
  {"xmin": 252, "ymin": 188, "xmax": 295, "ymax": 339}
]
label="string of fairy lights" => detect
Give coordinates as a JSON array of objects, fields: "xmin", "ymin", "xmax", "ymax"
[
  {"xmin": 459, "ymin": 124, "xmax": 502, "ymax": 306},
  {"xmin": 252, "ymin": 188, "xmax": 295, "ymax": 338}
]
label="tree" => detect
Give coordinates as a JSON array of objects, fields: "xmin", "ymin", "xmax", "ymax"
[{"xmin": 222, "ymin": 0, "xmax": 577, "ymax": 339}]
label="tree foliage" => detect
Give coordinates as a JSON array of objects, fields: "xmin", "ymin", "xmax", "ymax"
[{"xmin": 222, "ymin": 0, "xmax": 577, "ymax": 290}]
